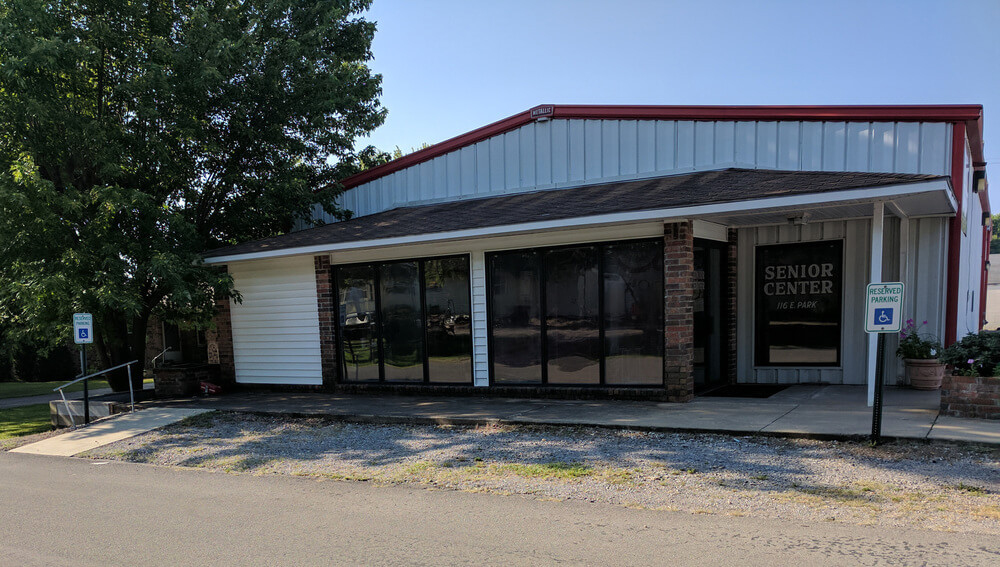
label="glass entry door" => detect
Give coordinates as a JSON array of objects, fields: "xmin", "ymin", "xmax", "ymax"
[{"xmin": 693, "ymin": 239, "xmax": 725, "ymax": 391}]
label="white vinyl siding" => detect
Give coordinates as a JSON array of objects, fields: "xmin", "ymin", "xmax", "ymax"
[
  {"xmin": 470, "ymin": 251, "xmax": 489, "ymax": 386},
  {"xmin": 229, "ymin": 256, "xmax": 322, "ymax": 385}
]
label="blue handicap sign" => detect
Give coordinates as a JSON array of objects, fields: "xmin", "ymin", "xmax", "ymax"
[
  {"xmin": 78, "ymin": 328, "xmax": 89, "ymax": 340},
  {"xmin": 873, "ymin": 308, "xmax": 893, "ymax": 326}
]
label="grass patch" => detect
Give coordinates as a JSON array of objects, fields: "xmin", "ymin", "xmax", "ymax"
[
  {"xmin": 0, "ymin": 378, "xmax": 153, "ymax": 399},
  {"xmin": 493, "ymin": 461, "xmax": 592, "ymax": 480},
  {"xmin": 950, "ymin": 483, "xmax": 987, "ymax": 494},
  {"xmin": 791, "ymin": 485, "xmax": 883, "ymax": 508},
  {"xmin": 0, "ymin": 403, "xmax": 52, "ymax": 439},
  {"xmin": 0, "ymin": 380, "xmax": 110, "ymax": 399},
  {"xmin": 173, "ymin": 411, "xmax": 219, "ymax": 429}
]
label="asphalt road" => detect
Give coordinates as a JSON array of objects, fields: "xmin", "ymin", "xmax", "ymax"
[{"xmin": 1, "ymin": 452, "xmax": 997, "ymax": 566}]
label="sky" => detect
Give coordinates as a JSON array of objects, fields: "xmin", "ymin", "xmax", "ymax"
[{"xmin": 358, "ymin": 0, "xmax": 1000, "ymax": 202}]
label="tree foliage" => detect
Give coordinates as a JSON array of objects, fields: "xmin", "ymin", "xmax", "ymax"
[
  {"xmin": 991, "ymin": 214, "xmax": 1000, "ymax": 254},
  {"xmin": 0, "ymin": 0, "xmax": 386, "ymax": 388}
]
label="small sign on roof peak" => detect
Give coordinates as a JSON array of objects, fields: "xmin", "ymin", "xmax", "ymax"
[{"xmin": 531, "ymin": 105, "xmax": 554, "ymax": 120}]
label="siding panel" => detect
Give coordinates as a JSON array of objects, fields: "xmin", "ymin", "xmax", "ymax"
[
  {"xmin": 470, "ymin": 251, "xmax": 489, "ymax": 386},
  {"xmin": 736, "ymin": 219, "xmax": 870, "ymax": 385},
  {"xmin": 695, "ymin": 121, "xmax": 715, "ymax": 168},
  {"xmin": 328, "ymin": 118, "xmax": 954, "ymax": 219},
  {"xmin": 229, "ymin": 256, "xmax": 322, "ymax": 385},
  {"xmin": 676, "ymin": 121, "xmax": 695, "ymax": 169}
]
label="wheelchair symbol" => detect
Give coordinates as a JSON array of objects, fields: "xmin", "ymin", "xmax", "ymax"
[
  {"xmin": 78, "ymin": 329, "xmax": 89, "ymax": 340},
  {"xmin": 874, "ymin": 308, "xmax": 893, "ymax": 326}
]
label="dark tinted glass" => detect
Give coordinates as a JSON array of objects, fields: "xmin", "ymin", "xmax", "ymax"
[
  {"xmin": 754, "ymin": 241, "xmax": 842, "ymax": 365},
  {"xmin": 425, "ymin": 257, "xmax": 472, "ymax": 383},
  {"xmin": 545, "ymin": 247, "xmax": 600, "ymax": 384},
  {"xmin": 380, "ymin": 262, "xmax": 423, "ymax": 381},
  {"xmin": 490, "ymin": 251, "xmax": 542, "ymax": 383},
  {"xmin": 337, "ymin": 265, "xmax": 379, "ymax": 381},
  {"xmin": 603, "ymin": 241, "xmax": 664, "ymax": 384}
]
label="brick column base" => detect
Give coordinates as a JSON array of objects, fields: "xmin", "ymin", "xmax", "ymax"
[
  {"xmin": 941, "ymin": 374, "xmax": 1000, "ymax": 419},
  {"xmin": 664, "ymin": 221, "xmax": 695, "ymax": 402},
  {"xmin": 315, "ymin": 255, "xmax": 338, "ymax": 387}
]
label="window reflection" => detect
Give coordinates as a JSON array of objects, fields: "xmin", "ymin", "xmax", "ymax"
[
  {"xmin": 546, "ymin": 247, "xmax": 600, "ymax": 384},
  {"xmin": 380, "ymin": 262, "xmax": 423, "ymax": 382},
  {"xmin": 490, "ymin": 251, "xmax": 542, "ymax": 383},
  {"xmin": 337, "ymin": 265, "xmax": 379, "ymax": 381},
  {"xmin": 603, "ymin": 241, "xmax": 664, "ymax": 384},
  {"xmin": 425, "ymin": 258, "xmax": 472, "ymax": 383},
  {"xmin": 488, "ymin": 240, "xmax": 664, "ymax": 386},
  {"xmin": 336, "ymin": 256, "xmax": 472, "ymax": 384}
]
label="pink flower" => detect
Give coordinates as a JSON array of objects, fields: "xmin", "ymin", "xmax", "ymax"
[{"xmin": 968, "ymin": 358, "xmax": 976, "ymax": 364}]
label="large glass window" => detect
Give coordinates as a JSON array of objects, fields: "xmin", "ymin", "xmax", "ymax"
[
  {"xmin": 337, "ymin": 265, "xmax": 379, "ymax": 382},
  {"xmin": 488, "ymin": 239, "xmax": 663, "ymax": 386},
  {"xmin": 546, "ymin": 247, "xmax": 600, "ymax": 384},
  {"xmin": 490, "ymin": 251, "xmax": 542, "ymax": 383},
  {"xmin": 335, "ymin": 255, "xmax": 472, "ymax": 383},
  {"xmin": 425, "ymin": 258, "xmax": 473, "ymax": 383},
  {"xmin": 603, "ymin": 241, "xmax": 664, "ymax": 385},
  {"xmin": 380, "ymin": 262, "xmax": 423, "ymax": 382},
  {"xmin": 754, "ymin": 241, "xmax": 843, "ymax": 366}
]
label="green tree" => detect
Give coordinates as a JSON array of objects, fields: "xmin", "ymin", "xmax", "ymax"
[
  {"xmin": 991, "ymin": 214, "xmax": 1000, "ymax": 254},
  {"xmin": 0, "ymin": 0, "xmax": 386, "ymax": 390}
]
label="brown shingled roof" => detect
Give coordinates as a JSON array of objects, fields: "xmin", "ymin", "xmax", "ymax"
[{"xmin": 204, "ymin": 168, "xmax": 944, "ymax": 259}]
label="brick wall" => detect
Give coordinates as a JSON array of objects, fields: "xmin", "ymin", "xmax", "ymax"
[
  {"xmin": 941, "ymin": 374, "xmax": 1000, "ymax": 419},
  {"xmin": 144, "ymin": 316, "xmax": 165, "ymax": 368},
  {"xmin": 726, "ymin": 228, "xmax": 738, "ymax": 384},
  {"xmin": 209, "ymin": 296, "xmax": 235, "ymax": 384},
  {"xmin": 664, "ymin": 221, "xmax": 695, "ymax": 402},
  {"xmin": 315, "ymin": 255, "xmax": 338, "ymax": 387}
]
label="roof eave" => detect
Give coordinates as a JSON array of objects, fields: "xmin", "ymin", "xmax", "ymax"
[{"xmin": 205, "ymin": 178, "xmax": 953, "ymax": 265}]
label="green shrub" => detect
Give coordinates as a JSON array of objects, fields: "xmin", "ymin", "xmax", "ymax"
[{"xmin": 939, "ymin": 331, "xmax": 1000, "ymax": 377}]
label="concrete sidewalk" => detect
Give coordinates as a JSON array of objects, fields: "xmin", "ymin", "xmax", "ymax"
[
  {"xmin": 150, "ymin": 385, "xmax": 1000, "ymax": 445},
  {"xmin": 10, "ymin": 408, "xmax": 209, "ymax": 457}
]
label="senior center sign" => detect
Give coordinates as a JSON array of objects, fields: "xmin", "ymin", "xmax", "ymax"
[{"xmin": 755, "ymin": 241, "xmax": 843, "ymax": 366}]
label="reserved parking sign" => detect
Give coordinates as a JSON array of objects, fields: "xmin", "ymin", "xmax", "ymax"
[
  {"xmin": 73, "ymin": 313, "xmax": 93, "ymax": 344},
  {"xmin": 864, "ymin": 283, "xmax": 904, "ymax": 334}
]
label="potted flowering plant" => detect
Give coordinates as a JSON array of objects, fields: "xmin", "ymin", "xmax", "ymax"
[{"xmin": 896, "ymin": 319, "xmax": 945, "ymax": 390}]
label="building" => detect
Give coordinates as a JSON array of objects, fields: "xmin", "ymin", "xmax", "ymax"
[{"xmin": 202, "ymin": 104, "xmax": 989, "ymax": 402}]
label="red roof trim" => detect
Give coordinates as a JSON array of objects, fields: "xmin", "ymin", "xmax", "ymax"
[{"xmin": 342, "ymin": 104, "xmax": 985, "ymax": 189}]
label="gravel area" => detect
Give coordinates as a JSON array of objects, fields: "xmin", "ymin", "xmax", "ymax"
[{"xmin": 84, "ymin": 411, "xmax": 1000, "ymax": 534}]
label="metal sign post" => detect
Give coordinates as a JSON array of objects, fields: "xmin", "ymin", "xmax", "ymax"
[
  {"xmin": 73, "ymin": 313, "xmax": 94, "ymax": 424},
  {"xmin": 863, "ymin": 283, "xmax": 904, "ymax": 446}
]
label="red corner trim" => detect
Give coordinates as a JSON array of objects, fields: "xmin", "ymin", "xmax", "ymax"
[
  {"xmin": 341, "ymin": 104, "xmax": 985, "ymax": 189},
  {"xmin": 981, "ymin": 226, "xmax": 990, "ymax": 329},
  {"xmin": 945, "ymin": 123, "xmax": 967, "ymax": 345}
]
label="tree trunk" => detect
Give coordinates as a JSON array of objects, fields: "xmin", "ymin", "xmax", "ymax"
[{"xmin": 97, "ymin": 311, "xmax": 146, "ymax": 392}]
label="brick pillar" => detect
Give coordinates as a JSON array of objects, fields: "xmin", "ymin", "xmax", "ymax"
[
  {"xmin": 315, "ymin": 255, "xmax": 338, "ymax": 387},
  {"xmin": 209, "ymin": 297, "xmax": 235, "ymax": 384},
  {"xmin": 664, "ymin": 221, "xmax": 695, "ymax": 402},
  {"xmin": 144, "ymin": 316, "xmax": 165, "ymax": 369},
  {"xmin": 726, "ymin": 228, "xmax": 738, "ymax": 385}
]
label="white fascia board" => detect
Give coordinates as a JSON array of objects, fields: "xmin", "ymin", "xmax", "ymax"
[{"xmin": 205, "ymin": 179, "xmax": 952, "ymax": 265}]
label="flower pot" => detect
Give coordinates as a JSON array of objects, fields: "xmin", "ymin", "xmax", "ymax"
[{"xmin": 903, "ymin": 359, "xmax": 946, "ymax": 390}]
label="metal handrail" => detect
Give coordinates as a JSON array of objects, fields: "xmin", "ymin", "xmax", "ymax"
[
  {"xmin": 151, "ymin": 346, "xmax": 171, "ymax": 369},
  {"xmin": 53, "ymin": 359, "xmax": 139, "ymax": 428}
]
